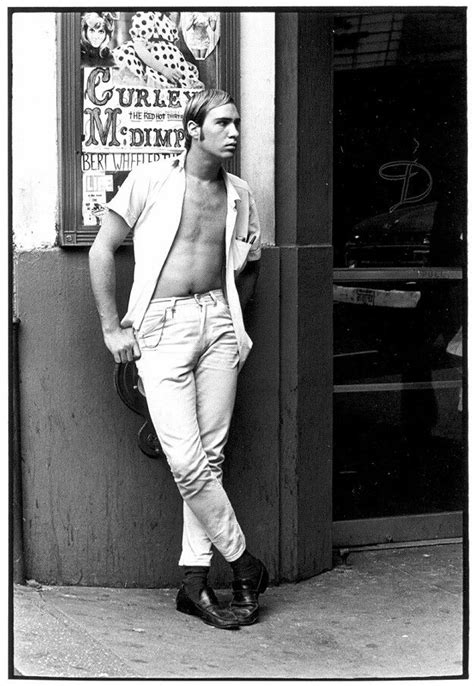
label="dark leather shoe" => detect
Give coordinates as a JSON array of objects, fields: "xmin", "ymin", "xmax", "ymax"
[
  {"xmin": 230, "ymin": 558, "xmax": 269, "ymax": 626},
  {"xmin": 176, "ymin": 585, "xmax": 240, "ymax": 630}
]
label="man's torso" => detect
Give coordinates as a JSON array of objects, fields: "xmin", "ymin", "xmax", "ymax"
[{"xmin": 152, "ymin": 171, "xmax": 227, "ymax": 298}]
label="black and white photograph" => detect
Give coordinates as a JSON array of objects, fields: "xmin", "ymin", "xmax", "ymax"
[{"xmin": 10, "ymin": 3, "xmax": 467, "ymax": 680}]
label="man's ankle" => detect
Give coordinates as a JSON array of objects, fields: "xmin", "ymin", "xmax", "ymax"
[
  {"xmin": 230, "ymin": 550, "xmax": 260, "ymax": 580},
  {"xmin": 182, "ymin": 565, "xmax": 210, "ymax": 602}
]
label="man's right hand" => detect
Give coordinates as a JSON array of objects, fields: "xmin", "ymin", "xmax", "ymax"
[{"xmin": 103, "ymin": 327, "xmax": 141, "ymax": 364}]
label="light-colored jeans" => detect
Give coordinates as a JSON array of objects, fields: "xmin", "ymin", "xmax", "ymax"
[{"xmin": 135, "ymin": 289, "xmax": 246, "ymax": 567}]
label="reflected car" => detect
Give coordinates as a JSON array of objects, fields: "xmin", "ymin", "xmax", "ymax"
[{"xmin": 344, "ymin": 201, "xmax": 437, "ymax": 268}]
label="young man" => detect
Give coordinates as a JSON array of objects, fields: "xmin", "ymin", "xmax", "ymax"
[{"xmin": 89, "ymin": 89, "xmax": 268, "ymax": 630}]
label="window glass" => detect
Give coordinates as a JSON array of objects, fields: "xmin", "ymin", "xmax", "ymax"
[
  {"xmin": 333, "ymin": 278, "xmax": 464, "ymax": 520},
  {"xmin": 333, "ymin": 11, "xmax": 466, "ymax": 269},
  {"xmin": 332, "ymin": 10, "xmax": 466, "ymax": 522},
  {"xmin": 333, "ymin": 385, "xmax": 464, "ymax": 520}
]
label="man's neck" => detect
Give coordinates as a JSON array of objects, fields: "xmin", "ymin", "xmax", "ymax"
[{"xmin": 184, "ymin": 147, "xmax": 223, "ymax": 183}]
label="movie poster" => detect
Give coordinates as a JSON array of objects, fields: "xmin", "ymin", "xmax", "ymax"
[{"xmin": 80, "ymin": 10, "xmax": 220, "ymax": 225}]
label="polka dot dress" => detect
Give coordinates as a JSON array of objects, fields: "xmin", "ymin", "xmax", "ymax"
[{"xmin": 112, "ymin": 12, "xmax": 203, "ymax": 88}]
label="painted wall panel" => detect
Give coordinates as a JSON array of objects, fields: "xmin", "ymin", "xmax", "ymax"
[
  {"xmin": 275, "ymin": 13, "xmax": 334, "ymax": 579},
  {"xmin": 16, "ymin": 248, "xmax": 280, "ymax": 587},
  {"xmin": 296, "ymin": 246, "xmax": 333, "ymax": 577}
]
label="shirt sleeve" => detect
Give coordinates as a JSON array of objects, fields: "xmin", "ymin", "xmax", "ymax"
[
  {"xmin": 247, "ymin": 191, "xmax": 262, "ymax": 262},
  {"xmin": 105, "ymin": 165, "xmax": 149, "ymax": 229}
]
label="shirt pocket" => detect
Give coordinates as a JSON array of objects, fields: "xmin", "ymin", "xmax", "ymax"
[{"xmin": 231, "ymin": 237, "xmax": 252, "ymax": 274}]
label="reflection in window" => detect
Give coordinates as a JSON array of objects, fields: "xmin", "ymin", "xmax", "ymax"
[
  {"xmin": 334, "ymin": 280, "xmax": 462, "ymax": 385},
  {"xmin": 333, "ymin": 10, "xmax": 466, "ymax": 269}
]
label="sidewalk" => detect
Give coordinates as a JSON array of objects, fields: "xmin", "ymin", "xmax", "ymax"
[{"xmin": 13, "ymin": 543, "xmax": 464, "ymax": 679}]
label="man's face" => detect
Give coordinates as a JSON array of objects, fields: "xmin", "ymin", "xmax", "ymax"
[{"xmin": 197, "ymin": 103, "xmax": 241, "ymax": 160}]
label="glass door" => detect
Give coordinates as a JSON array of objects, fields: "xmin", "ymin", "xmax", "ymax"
[{"xmin": 331, "ymin": 9, "xmax": 466, "ymax": 546}]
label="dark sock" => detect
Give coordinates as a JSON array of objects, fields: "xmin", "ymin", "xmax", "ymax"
[
  {"xmin": 183, "ymin": 566, "xmax": 209, "ymax": 602},
  {"xmin": 230, "ymin": 550, "xmax": 260, "ymax": 581}
]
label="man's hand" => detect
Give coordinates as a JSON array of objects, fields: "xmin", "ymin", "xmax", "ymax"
[
  {"xmin": 236, "ymin": 260, "xmax": 260, "ymax": 310},
  {"xmin": 104, "ymin": 326, "xmax": 141, "ymax": 364}
]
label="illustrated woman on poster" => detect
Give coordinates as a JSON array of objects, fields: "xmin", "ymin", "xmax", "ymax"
[
  {"xmin": 80, "ymin": 12, "xmax": 117, "ymax": 67},
  {"xmin": 181, "ymin": 12, "xmax": 219, "ymax": 61},
  {"xmin": 112, "ymin": 11, "xmax": 204, "ymax": 88}
]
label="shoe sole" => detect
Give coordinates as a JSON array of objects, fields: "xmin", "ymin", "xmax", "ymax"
[{"xmin": 234, "ymin": 611, "xmax": 260, "ymax": 626}]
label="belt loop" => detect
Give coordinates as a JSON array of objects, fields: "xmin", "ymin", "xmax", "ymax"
[
  {"xmin": 209, "ymin": 291, "xmax": 218, "ymax": 306},
  {"xmin": 194, "ymin": 293, "xmax": 203, "ymax": 308}
]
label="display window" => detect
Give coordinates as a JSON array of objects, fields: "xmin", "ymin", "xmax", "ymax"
[
  {"xmin": 332, "ymin": 10, "xmax": 466, "ymax": 525},
  {"xmin": 58, "ymin": 11, "xmax": 239, "ymax": 246}
]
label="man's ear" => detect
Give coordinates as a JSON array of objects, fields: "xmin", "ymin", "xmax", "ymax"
[{"xmin": 187, "ymin": 120, "xmax": 200, "ymax": 142}]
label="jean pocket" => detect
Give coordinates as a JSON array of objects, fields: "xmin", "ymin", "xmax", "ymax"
[
  {"xmin": 137, "ymin": 310, "xmax": 167, "ymax": 349},
  {"xmin": 215, "ymin": 297, "xmax": 231, "ymax": 318}
]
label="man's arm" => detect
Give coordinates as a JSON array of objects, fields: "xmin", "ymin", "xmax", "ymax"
[
  {"xmin": 236, "ymin": 259, "xmax": 260, "ymax": 310},
  {"xmin": 89, "ymin": 210, "xmax": 141, "ymax": 363}
]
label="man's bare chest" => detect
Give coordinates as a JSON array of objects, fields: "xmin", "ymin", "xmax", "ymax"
[{"xmin": 177, "ymin": 181, "xmax": 227, "ymax": 244}]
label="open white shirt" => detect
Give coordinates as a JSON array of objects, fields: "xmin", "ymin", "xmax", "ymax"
[{"xmin": 106, "ymin": 152, "xmax": 261, "ymax": 370}]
